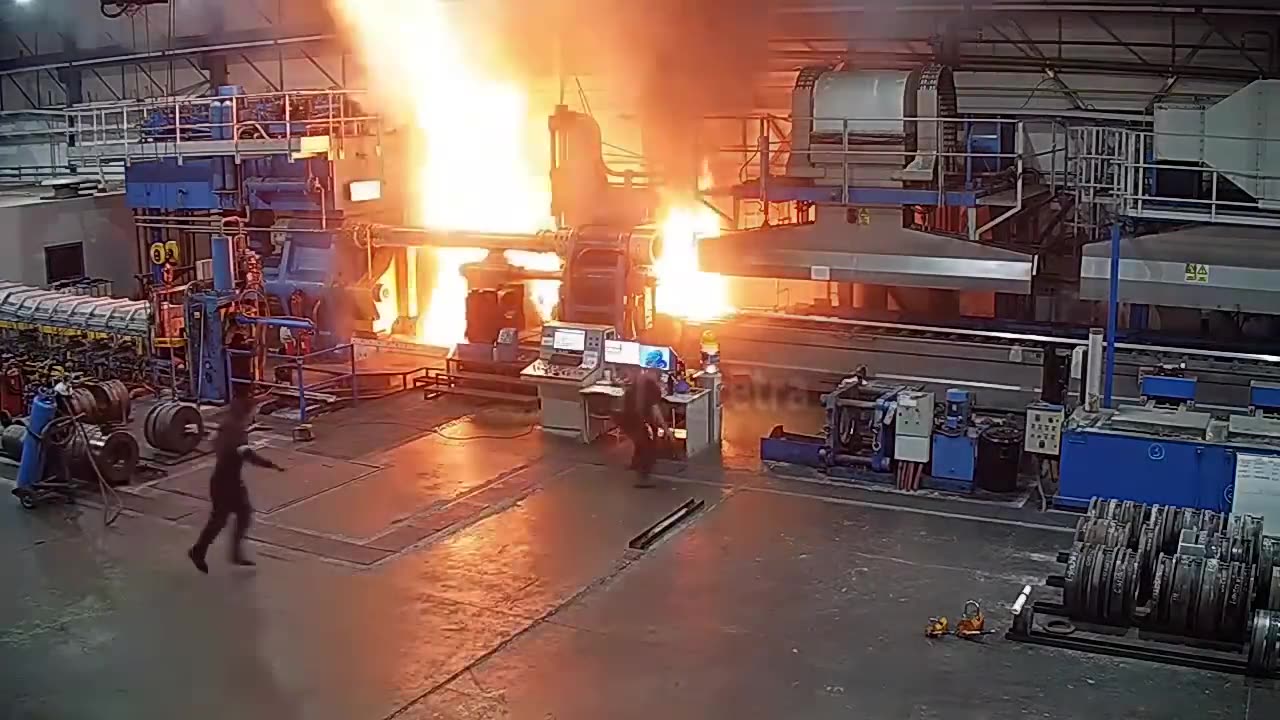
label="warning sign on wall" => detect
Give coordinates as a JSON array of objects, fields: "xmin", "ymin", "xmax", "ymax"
[{"xmin": 1184, "ymin": 263, "xmax": 1209, "ymax": 283}]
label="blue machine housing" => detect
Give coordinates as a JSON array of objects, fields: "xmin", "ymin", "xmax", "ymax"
[
  {"xmin": 932, "ymin": 431, "xmax": 978, "ymax": 489},
  {"xmin": 261, "ymin": 229, "xmax": 361, "ymax": 348},
  {"xmin": 1249, "ymin": 381, "xmax": 1280, "ymax": 413},
  {"xmin": 1058, "ymin": 430, "xmax": 1238, "ymax": 512},
  {"xmin": 185, "ymin": 291, "xmax": 235, "ymax": 404},
  {"xmin": 819, "ymin": 378, "xmax": 903, "ymax": 474},
  {"xmin": 125, "ymin": 158, "xmax": 240, "ymax": 211},
  {"xmin": 1140, "ymin": 375, "xmax": 1197, "ymax": 404},
  {"xmin": 244, "ymin": 156, "xmax": 337, "ymax": 214}
]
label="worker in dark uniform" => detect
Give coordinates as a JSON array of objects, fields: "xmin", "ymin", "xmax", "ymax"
[
  {"xmin": 188, "ymin": 398, "xmax": 284, "ymax": 573},
  {"xmin": 620, "ymin": 367, "xmax": 668, "ymax": 488}
]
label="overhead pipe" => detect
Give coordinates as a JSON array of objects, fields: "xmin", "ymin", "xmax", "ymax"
[
  {"xmin": 235, "ymin": 315, "xmax": 315, "ymax": 332},
  {"xmin": 370, "ymin": 227, "xmax": 565, "ymax": 253}
]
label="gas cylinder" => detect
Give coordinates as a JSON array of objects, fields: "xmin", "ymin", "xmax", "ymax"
[{"xmin": 16, "ymin": 392, "xmax": 57, "ymax": 491}]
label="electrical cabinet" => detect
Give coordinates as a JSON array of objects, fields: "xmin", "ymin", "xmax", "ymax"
[
  {"xmin": 895, "ymin": 390, "xmax": 934, "ymax": 463},
  {"xmin": 1025, "ymin": 403, "xmax": 1065, "ymax": 455}
]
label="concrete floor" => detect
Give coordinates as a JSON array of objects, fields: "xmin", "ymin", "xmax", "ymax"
[{"xmin": 2, "ymin": 393, "xmax": 1278, "ymax": 719}]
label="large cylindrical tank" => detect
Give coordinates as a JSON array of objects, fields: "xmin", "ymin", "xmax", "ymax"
[
  {"xmin": 807, "ymin": 65, "xmax": 957, "ymax": 140},
  {"xmin": 812, "ymin": 70, "xmax": 913, "ymax": 136}
]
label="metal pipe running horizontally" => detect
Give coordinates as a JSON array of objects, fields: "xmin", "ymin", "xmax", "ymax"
[{"xmin": 371, "ymin": 227, "xmax": 564, "ymax": 253}]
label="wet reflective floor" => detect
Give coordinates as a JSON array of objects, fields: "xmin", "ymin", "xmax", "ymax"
[{"xmin": 2, "ymin": 394, "xmax": 1278, "ymax": 719}]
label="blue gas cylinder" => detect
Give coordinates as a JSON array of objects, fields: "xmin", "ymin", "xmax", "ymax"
[{"xmin": 17, "ymin": 392, "xmax": 58, "ymax": 490}]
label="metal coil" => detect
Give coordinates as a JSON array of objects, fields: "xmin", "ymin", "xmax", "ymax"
[
  {"xmin": 73, "ymin": 427, "xmax": 139, "ymax": 486},
  {"xmin": 1063, "ymin": 499, "xmax": 1269, "ymax": 643},
  {"xmin": 1, "ymin": 422, "xmax": 26, "ymax": 460},
  {"xmin": 144, "ymin": 401, "xmax": 204, "ymax": 455}
]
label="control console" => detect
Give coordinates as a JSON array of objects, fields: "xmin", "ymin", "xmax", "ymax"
[{"xmin": 520, "ymin": 322, "xmax": 614, "ymax": 386}]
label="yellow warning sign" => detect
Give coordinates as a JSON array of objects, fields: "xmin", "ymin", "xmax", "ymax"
[
  {"xmin": 1184, "ymin": 263, "xmax": 1209, "ymax": 283},
  {"xmin": 149, "ymin": 242, "xmax": 165, "ymax": 266}
]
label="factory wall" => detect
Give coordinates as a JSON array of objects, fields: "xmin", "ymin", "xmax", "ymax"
[{"xmin": 0, "ymin": 192, "xmax": 137, "ymax": 295}]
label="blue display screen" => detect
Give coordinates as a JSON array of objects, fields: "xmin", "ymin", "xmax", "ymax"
[{"xmin": 639, "ymin": 345, "xmax": 672, "ymax": 370}]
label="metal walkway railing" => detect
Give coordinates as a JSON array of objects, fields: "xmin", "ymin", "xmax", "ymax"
[
  {"xmin": 61, "ymin": 89, "xmax": 382, "ymax": 166},
  {"xmin": 1073, "ymin": 125, "xmax": 1280, "ymax": 231}
]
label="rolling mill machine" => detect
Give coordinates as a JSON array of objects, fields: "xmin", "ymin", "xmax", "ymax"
[{"xmin": 42, "ymin": 63, "xmax": 1280, "ymax": 521}]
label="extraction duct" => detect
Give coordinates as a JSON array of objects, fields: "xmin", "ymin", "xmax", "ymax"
[{"xmin": 1154, "ymin": 80, "xmax": 1280, "ymax": 210}]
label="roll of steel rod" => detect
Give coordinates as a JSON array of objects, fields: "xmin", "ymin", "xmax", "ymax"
[
  {"xmin": 1060, "ymin": 499, "xmax": 1272, "ymax": 643},
  {"xmin": 1, "ymin": 422, "xmax": 26, "ymax": 460},
  {"xmin": 71, "ymin": 425, "xmax": 139, "ymax": 486},
  {"xmin": 144, "ymin": 401, "xmax": 204, "ymax": 455}
]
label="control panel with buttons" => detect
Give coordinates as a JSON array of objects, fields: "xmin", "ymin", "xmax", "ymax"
[
  {"xmin": 1024, "ymin": 402, "xmax": 1065, "ymax": 455},
  {"xmin": 521, "ymin": 323, "xmax": 615, "ymax": 387}
]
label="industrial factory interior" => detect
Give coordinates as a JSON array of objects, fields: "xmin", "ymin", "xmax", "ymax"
[{"xmin": 7, "ymin": 0, "xmax": 1280, "ymax": 717}]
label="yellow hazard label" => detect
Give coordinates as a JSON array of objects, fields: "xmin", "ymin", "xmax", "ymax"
[
  {"xmin": 164, "ymin": 240, "xmax": 181, "ymax": 264},
  {"xmin": 149, "ymin": 242, "xmax": 166, "ymax": 266},
  {"xmin": 1184, "ymin": 263, "xmax": 1209, "ymax": 283}
]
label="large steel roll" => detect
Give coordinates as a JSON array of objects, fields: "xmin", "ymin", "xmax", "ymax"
[
  {"xmin": 73, "ymin": 427, "xmax": 139, "ymax": 486},
  {"xmin": 67, "ymin": 387, "xmax": 98, "ymax": 421},
  {"xmin": 100, "ymin": 380, "xmax": 131, "ymax": 423},
  {"xmin": 144, "ymin": 401, "xmax": 205, "ymax": 455},
  {"xmin": 1, "ymin": 422, "xmax": 26, "ymax": 460},
  {"xmin": 86, "ymin": 383, "xmax": 112, "ymax": 422}
]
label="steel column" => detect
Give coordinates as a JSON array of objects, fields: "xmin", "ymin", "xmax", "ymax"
[{"xmin": 1104, "ymin": 223, "xmax": 1121, "ymax": 408}]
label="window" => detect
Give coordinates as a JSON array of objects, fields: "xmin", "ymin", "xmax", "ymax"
[{"xmin": 45, "ymin": 243, "xmax": 85, "ymax": 285}]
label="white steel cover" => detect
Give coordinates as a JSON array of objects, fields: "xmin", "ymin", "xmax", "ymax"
[{"xmin": 812, "ymin": 70, "xmax": 911, "ymax": 136}]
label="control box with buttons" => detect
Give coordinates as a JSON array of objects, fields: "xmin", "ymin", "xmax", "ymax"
[
  {"xmin": 522, "ymin": 322, "xmax": 615, "ymax": 386},
  {"xmin": 894, "ymin": 390, "xmax": 934, "ymax": 463},
  {"xmin": 1024, "ymin": 402, "xmax": 1065, "ymax": 455}
]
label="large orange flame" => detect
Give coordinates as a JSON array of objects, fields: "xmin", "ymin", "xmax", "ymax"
[
  {"xmin": 330, "ymin": 0, "xmax": 733, "ymax": 342},
  {"xmin": 330, "ymin": 0, "xmax": 556, "ymax": 347}
]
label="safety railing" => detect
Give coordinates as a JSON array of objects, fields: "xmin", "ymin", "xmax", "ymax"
[
  {"xmin": 701, "ymin": 114, "xmax": 1064, "ymax": 242},
  {"xmin": 1068, "ymin": 125, "xmax": 1125, "ymax": 242},
  {"xmin": 63, "ymin": 88, "xmax": 382, "ymax": 166},
  {"xmin": 1075, "ymin": 125, "xmax": 1280, "ymax": 230},
  {"xmin": 1122, "ymin": 128, "xmax": 1280, "ymax": 228},
  {"xmin": 0, "ymin": 109, "xmax": 123, "ymax": 185},
  {"xmin": 226, "ymin": 342, "xmax": 359, "ymax": 423}
]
